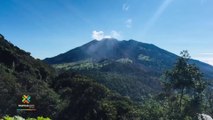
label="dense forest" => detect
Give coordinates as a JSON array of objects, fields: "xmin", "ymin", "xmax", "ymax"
[{"xmin": 0, "ymin": 36, "xmax": 212, "ymax": 120}]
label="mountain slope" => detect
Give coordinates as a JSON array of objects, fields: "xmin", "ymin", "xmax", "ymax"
[
  {"xmin": 44, "ymin": 38, "xmax": 213, "ymax": 79},
  {"xmin": 0, "ymin": 36, "xmax": 144, "ymax": 119},
  {"xmin": 0, "ymin": 36, "xmax": 61, "ymax": 118},
  {"xmin": 44, "ymin": 38, "xmax": 213, "ymax": 101}
]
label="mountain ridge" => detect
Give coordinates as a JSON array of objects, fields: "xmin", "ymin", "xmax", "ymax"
[
  {"xmin": 43, "ymin": 38, "xmax": 213, "ymax": 101},
  {"xmin": 44, "ymin": 38, "xmax": 176, "ymax": 64},
  {"xmin": 44, "ymin": 38, "xmax": 213, "ymax": 79}
]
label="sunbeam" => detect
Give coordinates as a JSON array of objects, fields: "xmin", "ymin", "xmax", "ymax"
[{"xmin": 142, "ymin": 0, "xmax": 174, "ymax": 38}]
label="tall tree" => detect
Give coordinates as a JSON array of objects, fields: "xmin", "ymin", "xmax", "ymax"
[{"xmin": 163, "ymin": 50, "xmax": 206, "ymax": 119}]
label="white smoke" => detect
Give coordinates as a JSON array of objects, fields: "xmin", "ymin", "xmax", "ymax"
[
  {"xmin": 92, "ymin": 31, "xmax": 104, "ymax": 40},
  {"xmin": 92, "ymin": 30, "xmax": 121, "ymax": 40}
]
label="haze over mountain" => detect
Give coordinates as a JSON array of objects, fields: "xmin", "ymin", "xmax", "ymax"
[
  {"xmin": 44, "ymin": 38, "xmax": 213, "ymax": 79},
  {"xmin": 44, "ymin": 38, "xmax": 213, "ymax": 101},
  {"xmin": 0, "ymin": 34, "xmax": 213, "ymax": 119}
]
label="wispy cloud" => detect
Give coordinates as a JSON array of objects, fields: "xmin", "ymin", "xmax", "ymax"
[
  {"xmin": 142, "ymin": 0, "xmax": 174, "ymax": 37},
  {"xmin": 200, "ymin": 58, "xmax": 213, "ymax": 66},
  {"xmin": 122, "ymin": 4, "xmax": 129, "ymax": 11},
  {"xmin": 111, "ymin": 30, "xmax": 121, "ymax": 39},
  {"xmin": 194, "ymin": 52, "xmax": 213, "ymax": 65},
  {"xmin": 125, "ymin": 19, "xmax": 132, "ymax": 28},
  {"xmin": 92, "ymin": 30, "xmax": 121, "ymax": 40},
  {"xmin": 200, "ymin": 52, "xmax": 213, "ymax": 55},
  {"xmin": 92, "ymin": 31, "xmax": 104, "ymax": 40},
  {"xmin": 194, "ymin": 57, "xmax": 213, "ymax": 66},
  {"xmin": 205, "ymin": 60, "xmax": 213, "ymax": 66}
]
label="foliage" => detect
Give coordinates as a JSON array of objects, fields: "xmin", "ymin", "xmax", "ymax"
[
  {"xmin": 140, "ymin": 98, "xmax": 166, "ymax": 120},
  {"xmin": 64, "ymin": 62, "xmax": 161, "ymax": 101},
  {"xmin": 2, "ymin": 116, "xmax": 50, "ymax": 120},
  {"xmin": 0, "ymin": 39, "xmax": 59, "ymax": 119},
  {"xmin": 52, "ymin": 72, "xmax": 141, "ymax": 120},
  {"xmin": 1, "ymin": 36, "xmax": 213, "ymax": 120},
  {"xmin": 162, "ymin": 50, "xmax": 207, "ymax": 120}
]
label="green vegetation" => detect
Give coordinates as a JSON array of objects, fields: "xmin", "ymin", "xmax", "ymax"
[
  {"xmin": 159, "ymin": 50, "xmax": 208, "ymax": 119},
  {"xmin": 53, "ymin": 59, "xmax": 107, "ymax": 70},
  {"xmin": 138, "ymin": 54, "xmax": 151, "ymax": 62},
  {"xmin": 116, "ymin": 58, "xmax": 133, "ymax": 63},
  {"xmin": 0, "ymin": 37, "xmax": 213, "ymax": 120},
  {"xmin": 3, "ymin": 116, "xmax": 50, "ymax": 120},
  {"xmin": 52, "ymin": 72, "xmax": 142, "ymax": 120},
  {"xmin": 0, "ymin": 39, "xmax": 59, "ymax": 119}
]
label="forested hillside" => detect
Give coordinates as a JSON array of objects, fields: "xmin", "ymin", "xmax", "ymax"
[
  {"xmin": 0, "ymin": 36, "xmax": 143, "ymax": 120},
  {"xmin": 0, "ymin": 36, "xmax": 212, "ymax": 120},
  {"xmin": 45, "ymin": 39, "xmax": 213, "ymax": 101}
]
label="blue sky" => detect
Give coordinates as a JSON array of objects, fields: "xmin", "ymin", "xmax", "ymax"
[{"xmin": 0, "ymin": 0, "xmax": 213, "ymax": 65}]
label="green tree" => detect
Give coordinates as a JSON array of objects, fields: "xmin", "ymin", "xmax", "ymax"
[{"xmin": 163, "ymin": 50, "xmax": 206, "ymax": 119}]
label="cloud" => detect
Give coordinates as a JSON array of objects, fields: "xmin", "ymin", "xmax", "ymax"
[
  {"xmin": 200, "ymin": 52, "xmax": 213, "ymax": 55},
  {"xmin": 200, "ymin": 58, "xmax": 213, "ymax": 66},
  {"xmin": 92, "ymin": 31, "xmax": 105, "ymax": 40},
  {"xmin": 205, "ymin": 60, "xmax": 213, "ymax": 66},
  {"xmin": 194, "ymin": 53, "xmax": 213, "ymax": 65},
  {"xmin": 194, "ymin": 57, "xmax": 213, "ymax": 66},
  {"xmin": 125, "ymin": 19, "xmax": 132, "ymax": 28},
  {"xmin": 92, "ymin": 30, "xmax": 121, "ymax": 40},
  {"xmin": 111, "ymin": 30, "xmax": 121, "ymax": 38},
  {"xmin": 122, "ymin": 4, "xmax": 129, "ymax": 11}
]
